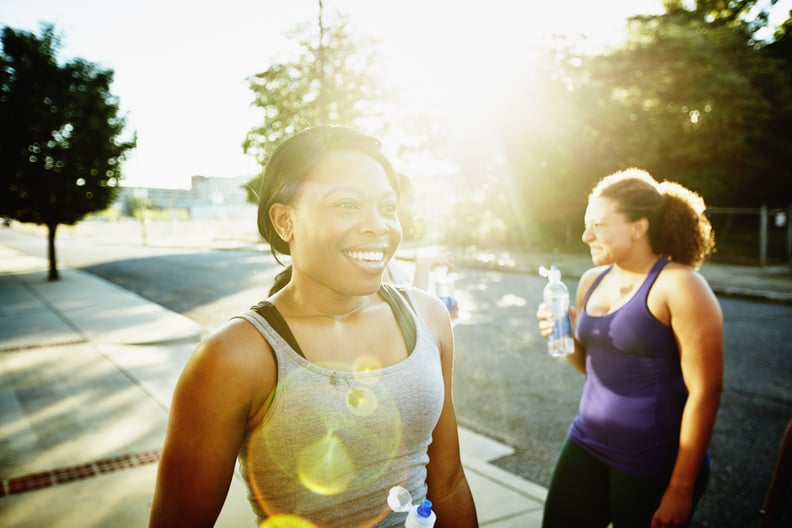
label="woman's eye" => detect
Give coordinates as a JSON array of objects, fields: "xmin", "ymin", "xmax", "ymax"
[
  {"xmin": 382, "ymin": 204, "xmax": 397, "ymax": 216},
  {"xmin": 336, "ymin": 201, "xmax": 358, "ymax": 210}
]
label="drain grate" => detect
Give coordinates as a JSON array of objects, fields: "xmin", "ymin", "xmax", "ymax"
[{"xmin": 0, "ymin": 449, "xmax": 161, "ymax": 497}]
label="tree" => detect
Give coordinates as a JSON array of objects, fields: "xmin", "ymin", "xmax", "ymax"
[
  {"xmin": 585, "ymin": 0, "xmax": 792, "ymax": 206},
  {"xmin": 494, "ymin": 44, "xmax": 627, "ymax": 250},
  {"xmin": 493, "ymin": 1, "xmax": 791, "ymax": 251},
  {"xmin": 0, "ymin": 24, "xmax": 136, "ymax": 280},
  {"xmin": 241, "ymin": 1, "xmax": 386, "ymax": 202}
]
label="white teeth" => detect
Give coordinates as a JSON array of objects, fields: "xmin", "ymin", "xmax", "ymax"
[{"xmin": 347, "ymin": 251, "xmax": 384, "ymax": 262}]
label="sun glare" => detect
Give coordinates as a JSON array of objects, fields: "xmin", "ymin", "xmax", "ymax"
[
  {"xmin": 339, "ymin": 0, "xmax": 667, "ymax": 239},
  {"xmin": 361, "ymin": 0, "xmax": 667, "ymax": 118}
]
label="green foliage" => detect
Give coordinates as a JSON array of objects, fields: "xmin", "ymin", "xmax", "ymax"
[
  {"xmin": 242, "ymin": 12, "xmax": 386, "ymax": 202},
  {"xmin": 592, "ymin": 4, "xmax": 792, "ymax": 206},
  {"xmin": 495, "ymin": 48, "xmax": 619, "ymax": 250},
  {"xmin": 495, "ymin": 1, "xmax": 792, "ymax": 253},
  {"xmin": 0, "ymin": 24, "xmax": 136, "ymax": 278}
]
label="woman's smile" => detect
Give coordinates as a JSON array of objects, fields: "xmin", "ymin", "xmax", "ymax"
[{"xmin": 342, "ymin": 246, "xmax": 389, "ymax": 273}]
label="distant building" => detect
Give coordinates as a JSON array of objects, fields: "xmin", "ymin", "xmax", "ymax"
[{"xmin": 116, "ymin": 175, "xmax": 256, "ymax": 219}]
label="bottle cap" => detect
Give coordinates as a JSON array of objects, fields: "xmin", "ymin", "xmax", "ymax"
[
  {"xmin": 416, "ymin": 499, "xmax": 433, "ymax": 518},
  {"xmin": 387, "ymin": 486, "xmax": 412, "ymax": 513},
  {"xmin": 539, "ymin": 265, "xmax": 561, "ymax": 281}
]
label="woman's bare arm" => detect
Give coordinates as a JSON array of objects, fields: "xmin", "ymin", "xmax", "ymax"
[
  {"xmin": 414, "ymin": 290, "xmax": 478, "ymax": 528},
  {"xmin": 149, "ymin": 320, "xmax": 274, "ymax": 527}
]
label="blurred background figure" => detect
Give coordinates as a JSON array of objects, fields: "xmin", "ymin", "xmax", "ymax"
[
  {"xmin": 385, "ymin": 173, "xmax": 457, "ymax": 324},
  {"xmin": 759, "ymin": 416, "xmax": 792, "ymax": 527}
]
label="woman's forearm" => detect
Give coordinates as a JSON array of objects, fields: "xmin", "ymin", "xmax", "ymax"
[{"xmin": 667, "ymin": 389, "xmax": 721, "ymax": 493}]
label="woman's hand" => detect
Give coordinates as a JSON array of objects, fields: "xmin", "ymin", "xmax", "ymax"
[
  {"xmin": 536, "ymin": 303, "xmax": 585, "ymax": 372},
  {"xmin": 536, "ymin": 303, "xmax": 576, "ymax": 338},
  {"xmin": 536, "ymin": 302, "xmax": 553, "ymax": 338}
]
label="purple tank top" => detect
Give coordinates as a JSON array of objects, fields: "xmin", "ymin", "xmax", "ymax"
[{"xmin": 570, "ymin": 258, "xmax": 688, "ymax": 476}]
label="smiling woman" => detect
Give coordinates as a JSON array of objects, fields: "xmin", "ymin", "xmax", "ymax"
[
  {"xmin": 149, "ymin": 125, "xmax": 478, "ymax": 528},
  {"xmin": 270, "ymin": 148, "xmax": 401, "ymax": 295}
]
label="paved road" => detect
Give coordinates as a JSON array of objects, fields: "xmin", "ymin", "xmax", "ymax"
[{"xmin": 4, "ymin": 227, "xmax": 791, "ymax": 527}]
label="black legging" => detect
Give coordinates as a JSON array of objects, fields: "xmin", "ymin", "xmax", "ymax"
[{"xmin": 542, "ymin": 437, "xmax": 710, "ymax": 528}]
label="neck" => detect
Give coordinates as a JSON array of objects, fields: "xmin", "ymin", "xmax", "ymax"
[
  {"xmin": 613, "ymin": 251, "xmax": 660, "ymax": 277},
  {"xmin": 276, "ymin": 285, "xmax": 374, "ymax": 321}
]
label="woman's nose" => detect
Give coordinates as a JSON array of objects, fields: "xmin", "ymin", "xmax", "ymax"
[
  {"xmin": 581, "ymin": 226, "xmax": 593, "ymax": 243},
  {"xmin": 361, "ymin": 208, "xmax": 389, "ymax": 235}
]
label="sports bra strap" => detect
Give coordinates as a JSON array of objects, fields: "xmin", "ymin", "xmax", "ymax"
[{"xmin": 250, "ymin": 284, "xmax": 418, "ymax": 359}]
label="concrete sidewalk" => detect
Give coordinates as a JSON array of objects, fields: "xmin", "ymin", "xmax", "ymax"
[{"xmin": 0, "ymin": 245, "xmax": 547, "ymax": 527}]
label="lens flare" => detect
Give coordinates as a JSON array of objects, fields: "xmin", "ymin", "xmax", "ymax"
[
  {"xmin": 296, "ymin": 432, "xmax": 355, "ymax": 495},
  {"xmin": 346, "ymin": 385, "xmax": 378, "ymax": 416},
  {"xmin": 259, "ymin": 515, "xmax": 318, "ymax": 528},
  {"xmin": 245, "ymin": 367, "xmax": 405, "ymax": 517},
  {"xmin": 352, "ymin": 355, "xmax": 383, "ymax": 386}
]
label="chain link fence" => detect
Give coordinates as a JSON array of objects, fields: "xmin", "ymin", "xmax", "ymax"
[{"xmin": 708, "ymin": 205, "xmax": 792, "ymax": 266}]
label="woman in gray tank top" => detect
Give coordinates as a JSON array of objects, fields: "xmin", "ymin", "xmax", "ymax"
[
  {"xmin": 538, "ymin": 168, "xmax": 723, "ymax": 528},
  {"xmin": 150, "ymin": 126, "xmax": 478, "ymax": 527}
]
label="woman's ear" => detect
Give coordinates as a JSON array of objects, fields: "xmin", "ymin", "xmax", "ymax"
[
  {"xmin": 269, "ymin": 203, "xmax": 293, "ymax": 242},
  {"xmin": 633, "ymin": 217, "xmax": 649, "ymax": 240}
]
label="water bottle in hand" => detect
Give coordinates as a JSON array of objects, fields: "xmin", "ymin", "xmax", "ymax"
[{"xmin": 539, "ymin": 265, "xmax": 574, "ymax": 357}]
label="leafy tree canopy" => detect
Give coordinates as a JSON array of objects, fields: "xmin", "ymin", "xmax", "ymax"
[
  {"xmin": 492, "ymin": 0, "xmax": 791, "ymax": 252},
  {"xmin": 242, "ymin": 8, "xmax": 386, "ymax": 202},
  {"xmin": 595, "ymin": 0, "xmax": 792, "ymax": 206},
  {"xmin": 0, "ymin": 23, "xmax": 136, "ymax": 279}
]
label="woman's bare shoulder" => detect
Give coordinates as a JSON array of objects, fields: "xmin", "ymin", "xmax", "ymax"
[
  {"xmin": 200, "ymin": 317, "xmax": 267, "ymax": 357},
  {"xmin": 657, "ymin": 261, "xmax": 711, "ymax": 290},
  {"xmin": 185, "ymin": 317, "xmax": 276, "ymax": 395}
]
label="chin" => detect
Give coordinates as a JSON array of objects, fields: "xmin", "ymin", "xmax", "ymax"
[{"xmin": 349, "ymin": 276, "xmax": 384, "ymax": 297}]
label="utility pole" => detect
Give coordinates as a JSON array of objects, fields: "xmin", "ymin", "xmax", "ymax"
[
  {"xmin": 134, "ymin": 187, "xmax": 148, "ymax": 246},
  {"xmin": 316, "ymin": 0, "xmax": 328, "ymax": 122}
]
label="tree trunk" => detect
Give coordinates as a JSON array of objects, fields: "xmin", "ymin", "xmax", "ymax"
[{"xmin": 47, "ymin": 222, "xmax": 59, "ymax": 281}]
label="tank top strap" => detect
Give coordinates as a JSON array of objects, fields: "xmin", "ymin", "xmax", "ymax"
[
  {"xmin": 249, "ymin": 283, "xmax": 418, "ymax": 359},
  {"xmin": 377, "ymin": 282, "xmax": 418, "ymax": 353},
  {"xmin": 250, "ymin": 300, "xmax": 304, "ymax": 357},
  {"xmin": 635, "ymin": 257, "xmax": 669, "ymax": 299},
  {"xmin": 583, "ymin": 265, "xmax": 613, "ymax": 307}
]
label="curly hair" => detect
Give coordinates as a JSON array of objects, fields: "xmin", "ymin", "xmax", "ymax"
[{"xmin": 590, "ymin": 168, "xmax": 715, "ymax": 269}]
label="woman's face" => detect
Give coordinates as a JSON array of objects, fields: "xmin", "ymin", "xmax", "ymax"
[
  {"xmin": 287, "ymin": 149, "xmax": 402, "ymax": 295},
  {"xmin": 581, "ymin": 196, "xmax": 638, "ymax": 266}
]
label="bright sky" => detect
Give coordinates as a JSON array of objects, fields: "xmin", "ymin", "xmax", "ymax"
[{"xmin": 1, "ymin": 0, "xmax": 788, "ymax": 189}]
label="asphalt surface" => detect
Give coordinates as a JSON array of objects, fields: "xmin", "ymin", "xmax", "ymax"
[
  {"xmin": 0, "ymin": 233, "xmax": 548, "ymax": 527},
  {"xmin": 4, "ymin": 221, "xmax": 792, "ymax": 527}
]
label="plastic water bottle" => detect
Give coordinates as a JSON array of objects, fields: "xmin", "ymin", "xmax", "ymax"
[
  {"xmin": 429, "ymin": 266, "xmax": 459, "ymax": 325},
  {"xmin": 387, "ymin": 486, "xmax": 437, "ymax": 528},
  {"xmin": 405, "ymin": 499, "xmax": 436, "ymax": 528},
  {"xmin": 539, "ymin": 265, "xmax": 574, "ymax": 357}
]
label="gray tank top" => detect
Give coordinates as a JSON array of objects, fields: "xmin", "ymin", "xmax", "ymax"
[{"xmin": 233, "ymin": 284, "xmax": 444, "ymax": 527}]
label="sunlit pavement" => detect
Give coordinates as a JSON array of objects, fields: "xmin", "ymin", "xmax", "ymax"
[
  {"xmin": 2, "ymin": 222, "xmax": 790, "ymax": 527},
  {"xmin": 0, "ymin": 242, "xmax": 550, "ymax": 527}
]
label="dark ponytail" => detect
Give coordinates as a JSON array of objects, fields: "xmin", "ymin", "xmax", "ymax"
[{"xmin": 269, "ymin": 266, "xmax": 292, "ymax": 296}]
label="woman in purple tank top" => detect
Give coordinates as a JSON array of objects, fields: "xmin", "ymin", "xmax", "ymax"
[{"xmin": 538, "ymin": 168, "xmax": 723, "ymax": 528}]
